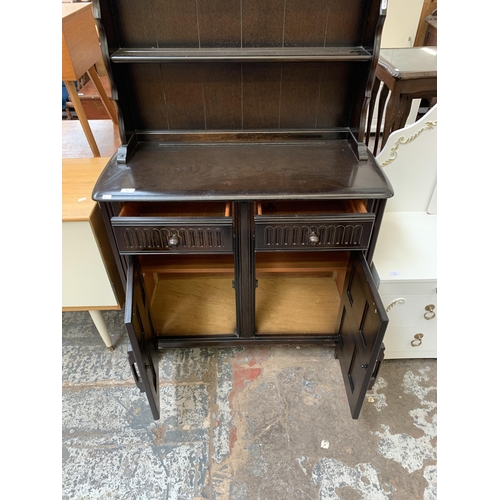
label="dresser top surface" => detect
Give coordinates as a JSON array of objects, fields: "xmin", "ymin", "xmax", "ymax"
[{"xmin": 92, "ymin": 139, "xmax": 393, "ymax": 202}]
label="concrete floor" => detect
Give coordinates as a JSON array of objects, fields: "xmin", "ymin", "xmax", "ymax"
[{"xmin": 62, "ymin": 310, "xmax": 437, "ymax": 500}]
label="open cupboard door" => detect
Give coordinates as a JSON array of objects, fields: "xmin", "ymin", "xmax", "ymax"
[
  {"xmin": 336, "ymin": 252, "xmax": 388, "ymax": 419},
  {"xmin": 124, "ymin": 256, "xmax": 160, "ymax": 420}
]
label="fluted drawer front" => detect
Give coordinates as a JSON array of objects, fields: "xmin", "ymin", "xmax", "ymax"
[
  {"xmin": 255, "ymin": 215, "xmax": 374, "ymax": 250},
  {"xmin": 112, "ymin": 218, "xmax": 233, "ymax": 254}
]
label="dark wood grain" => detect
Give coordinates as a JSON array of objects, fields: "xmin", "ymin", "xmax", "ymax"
[
  {"xmin": 197, "ymin": 0, "xmax": 241, "ymax": 48},
  {"xmin": 242, "ymin": 0, "xmax": 285, "ymax": 47},
  {"xmin": 93, "ymin": 139, "xmax": 393, "ymax": 202},
  {"xmin": 234, "ymin": 202, "xmax": 256, "ymax": 337},
  {"xmin": 111, "ymin": 0, "xmax": 155, "ymax": 47},
  {"xmin": 325, "ymin": 0, "xmax": 367, "ymax": 46},
  {"xmin": 279, "ymin": 63, "xmax": 323, "ymax": 128},
  {"xmin": 317, "ymin": 63, "xmax": 369, "ymax": 129},
  {"xmin": 153, "ymin": 0, "xmax": 200, "ymax": 48},
  {"xmin": 162, "ymin": 63, "xmax": 206, "ymax": 129},
  {"xmin": 242, "ymin": 63, "xmax": 281, "ymax": 129},
  {"xmin": 202, "ymin": 63, "xmax": 242, "ymax": 129},
  {"xmin": 283, "ymin": 0, "xmax": 330, "ymax": 47},
  {"xmin": 125, "ymin": 64, "xmax": 169, "ymax": 129}
]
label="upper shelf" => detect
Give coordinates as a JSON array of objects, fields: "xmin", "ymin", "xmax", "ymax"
[{"xmin": 110, "ymin": 46, "xmax": 373, "ymax": 63}]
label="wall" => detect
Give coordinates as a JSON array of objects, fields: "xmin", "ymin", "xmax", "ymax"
[{"xmin": 381, "ymin": 0, "xmax": 424, "ymax": 48}]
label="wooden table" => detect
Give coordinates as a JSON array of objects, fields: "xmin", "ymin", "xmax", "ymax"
[
  {"xmin": 62, "ymin": 157, "xmax": 124, "ymax": 349},
  {"xmin": 62, "ymin": 2, "xmax": 118, "ymax": 157},
  {"xmin": 366, "ymin": 47, "xmax": 437, "ymax": 155}
]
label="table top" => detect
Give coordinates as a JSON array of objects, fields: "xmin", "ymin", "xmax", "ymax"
[
  {"xmin": 379, "ymin": 47, "xmax": 437, "ymax": 80},
  {"xmin": 62, "ymin": 157, "xmax": 111, "ymax": 222},
  {"xmin": 62, "ymin": 2, "xmax": 102, "ymax": 81},
  {"xmin": 373, "ymin": 211, "xmax": 437, "ymax": 282}
]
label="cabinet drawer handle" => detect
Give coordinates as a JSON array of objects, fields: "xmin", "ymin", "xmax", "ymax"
[
  {"xmin": 411, "ymin": 333, "xmax": 424, "ymax": 347},
  {"xmin": 385, "ymin": 298, "xmax": 405, "ymax": 312},
  {"xmin": 309, "ymin": 233, "xmax": 319, "ymax": 245},
  {"xmin": 424, "ymin": 304, "xmax": 436, "ymax": 320},
  {"xmin": 168, "ymin": 234, "xmax": 179, "ymax": 247}
]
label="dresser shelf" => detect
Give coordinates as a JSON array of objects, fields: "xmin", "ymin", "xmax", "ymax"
[{"xmin": 110, "ymin": 46, "xmax": 373, "ymax": 63}]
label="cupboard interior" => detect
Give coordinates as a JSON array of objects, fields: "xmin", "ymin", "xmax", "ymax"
[
  {"xmin": 139, "ymin": 251, "xmax": 349, "ymax": 337},
  {"xmin": 255, "ymin": 251, "xmax": 348, "ymax": 335},
  {"xmin": 141, "ymin": 254, "xmax": 236, "ymax": 336}
]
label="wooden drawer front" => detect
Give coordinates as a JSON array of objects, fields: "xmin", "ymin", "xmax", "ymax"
[
  {"xmin": 112, "ymin": 219, "xmax": 233, "ymax": 254},
  {"xmin": 383, "ymin": 323, "xmax": 437, "ymax": 359},
  {"xmin": 255, "ymin": 216, "xmax": 374, "ymax": 251}
]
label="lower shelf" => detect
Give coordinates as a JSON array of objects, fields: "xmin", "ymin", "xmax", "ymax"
[
  {"xmin": 151, "ymin": 275, "xmax": 236, "ymax": 336},
  {"xmin": 255, "ymin": 275, "xmax": 340, "ymax": 334}
]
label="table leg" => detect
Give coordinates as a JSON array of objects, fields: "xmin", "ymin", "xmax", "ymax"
[
  {"xmin": 380, "ymin": 87, "xmax": 404, "ymax": 152},
  {"xmin": 89, "ymin": 310, "xmax": 114, "ymax": 350},
  {"xmin": 87, "ymin": 65, "xmax": 118, "ymax": 124},
  {"xmin": 63, "ymin": 81, "xmax": 101, "ymax": 157}
]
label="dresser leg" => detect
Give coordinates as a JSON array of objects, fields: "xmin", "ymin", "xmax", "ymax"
[{"xmin": 89, "ymin": 310, "xmax": 114, "ymax": 350}]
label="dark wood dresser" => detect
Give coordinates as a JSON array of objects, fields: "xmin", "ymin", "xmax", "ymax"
[{"xmin": 91, "ymin": 0, "xmax": 393, "ymax": 421}]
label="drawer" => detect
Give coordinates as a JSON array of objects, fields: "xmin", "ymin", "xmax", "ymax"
[
  {"xmin": 378, "ymin": 281, "xmax": 437, "ymax": 297},
  {"xmin": 111, "ymin": 201, "xmax": 233, "ymax": 254},
  {"xmin": 383, "ymin": 323, "xmax": 437, "ymax": 359},
  {"xmin": 255, "ymin": 200, "xmax": 374, "ymax": 251},
  {"xmin": 381, "ymin": 293, "xmax": 437, "ymax": 326}
]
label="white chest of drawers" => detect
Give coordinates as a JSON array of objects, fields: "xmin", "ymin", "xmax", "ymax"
[
  {"xmin": 372, "ymin": 104, "xmax": 437, "ymax": 359},
  {"xmin": 373, "ymin": 212, "xmax": 437, "ymax": 358}
]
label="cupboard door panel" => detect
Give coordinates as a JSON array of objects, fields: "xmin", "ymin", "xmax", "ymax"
[
  {"xmin": 125, "ymin": 256, "xmax": 160, "ymax": 420},
  {"xmin": 336, "ymin": 251, "xmax": 388, "ymax": 419}
]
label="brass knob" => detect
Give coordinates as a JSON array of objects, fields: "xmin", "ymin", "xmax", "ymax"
[
  {"xmin": 424, "ymin": 304, "xmax": 436, "ymax": 320},
  {"xmin": 411, "ymin": 333, "xmax": 424, "ymax": 347},
  {"xmin": 168, "ymin": 234, "xmax": 179, "ymax": 247},
  {"xmin": 309, "ymin": 233, "xmax": 319, "ymax": 245}
]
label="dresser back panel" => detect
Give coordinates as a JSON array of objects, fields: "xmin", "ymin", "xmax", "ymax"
[
  {"xmin": 105, "ymin": 0, "xmax": 372, "ymax": 48},
  {"xmin": 117, "ymin": 61, "xmax": 368, "ymax": 131}
]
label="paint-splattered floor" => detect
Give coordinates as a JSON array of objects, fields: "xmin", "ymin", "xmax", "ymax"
[{"xmin": 62, "ymin": 310, "xmax": 437, "ymax": 500}]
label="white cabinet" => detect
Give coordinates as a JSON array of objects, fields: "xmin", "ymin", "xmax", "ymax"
[
  {"xmin": 373, "ymin": 105, "xmax": 437, "ymax": 359},
  {"xmin": 374, "ymin": 212, "xmax": 437, "ymax": 358}
]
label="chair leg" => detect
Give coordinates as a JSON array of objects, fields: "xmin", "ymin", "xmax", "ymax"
[
  {"xmin": 87, "ymin": 65, "xmax": 118, "ymax": 124},
  {"xmin": 63, "ymin": 81, "xmax": 101, "ymax": 157}
]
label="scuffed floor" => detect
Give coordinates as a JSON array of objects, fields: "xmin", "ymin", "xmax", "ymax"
[{"xmin": 62, "ymin": 310, "xmax": 437, "ymax": 500}]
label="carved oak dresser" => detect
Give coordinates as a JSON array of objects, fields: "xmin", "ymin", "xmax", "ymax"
[{"xmin": 91, "ymin": 0, "xmax": 394, "ymax": 420}]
